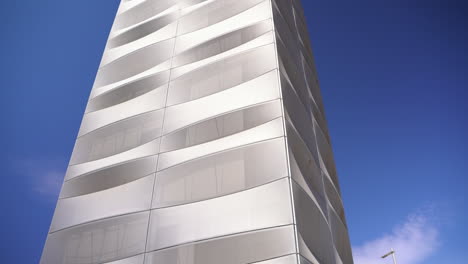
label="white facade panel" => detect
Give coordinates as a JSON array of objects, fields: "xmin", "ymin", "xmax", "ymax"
[{"xmin": 41, "ymin": 1, "xmax": 353, "ymax": 263}]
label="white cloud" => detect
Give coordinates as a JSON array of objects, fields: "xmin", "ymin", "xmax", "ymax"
[
  {"xmin": 32, "ymin": 169, "xmax": 63, "ymax": 198},
  {"xmin": 353, "ymin": 210, "xmax": 440, "ymax": 264},
  {"xmin": 15, "ymin": 157, "xmax": 66, "ymax": 201}
]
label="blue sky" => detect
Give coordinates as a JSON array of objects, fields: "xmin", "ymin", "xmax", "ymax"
[{"xmin": 1, "ymin": 1, "xmax": 466, "ymax": 263}]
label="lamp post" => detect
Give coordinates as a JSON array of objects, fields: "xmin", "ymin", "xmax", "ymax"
[{"xmin": 381, "ymin": 248, "xmax": 397, "ymax": 264}]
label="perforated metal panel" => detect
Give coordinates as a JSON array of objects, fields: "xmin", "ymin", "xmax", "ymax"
[{"xmin": 41, "ymin": 1, "xmax": 353, "ymax": 263}]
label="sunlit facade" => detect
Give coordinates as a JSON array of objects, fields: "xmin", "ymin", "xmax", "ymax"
[{"xmin": 41, "ymin": 0, "xmax": 353, "ymax": 263}]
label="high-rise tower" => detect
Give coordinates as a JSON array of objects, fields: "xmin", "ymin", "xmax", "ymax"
[{"xmin": 41, "ymin": 0, "xmax": 353, "ymax": 263}]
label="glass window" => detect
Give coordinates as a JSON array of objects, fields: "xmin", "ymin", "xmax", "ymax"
[
  {"xmin": 80, "ymin": 86, "xmax": 168, "ymax": 137},
  {"xmin": 65, "ymin": 139, "xmax": 160, "ymax": 181},
  {"xmin": 167, "ymin": 44, "xmax": 277, "ymax": 106},
  {"xmin": 70, "ymin": 110, "xmax": 163, "ymax": 165},
  {"xmin": 272, "ymin": 0, "xmax": 296, "ymax": 35},
  {"xmin": 87, "ymin": 71, "xmax": 170, "ymax": 113},
  {"xmin": 155, "ymin": 137, "xmax": 288, "ymax": 208},
  {"xmin": 163, "ymin": 69, "xmax": 280, "ymax": 135},
  {"xmin": 330, "ymin": 208, "xmax": 353, "ymax": 264},
  {"xmin": 277, "ymin": 39, "xmax": 311, "ymax": 112},
  {"xmin": 324, "ymin": 176, "xmax": 345, "ymax": 224},
  {"xmin": 95, "ymin": 38, "xmax": 174, "ymax": 87},
  {"xmin": 289, "ymin": 143, "xmax": 327, "ymax": 215},
  {"xmin": 177, "ymin": 0, "xmax": 266, "ymax": 35},
  {"xmin": 273, "ymin": 4, "xmax": 300, "ymax": 63},
  {"xmin": 61, "ymin": 156, "xmax": 157, "ymax": 199},
  {"xmin": 158, "ymin": 117, "xmax": 284, "ymax": 170},
  {"xmin": 314, "ymin": 120, "xmax": 340, "ymax": 191},
  {"xmin": 285, "ymin": 117, "xmax": 318, "ymax": 166},
  {"xmin": 292, "ymin": 181, "xmax": 335, "ymax": 264},
  {"xmin": 109, "ymin": 11, "xmax": 179, "ymax": 48},
  {"xmin": 41, "ymin": 212, "xmax": 149, "ymax": 264},
  {"xmin": 161, "ymin": 100, "xmax": 282, "ymax": 152},
  {"xmin": 147, "ymin": 178, "xmax": 293, "ymax": 250},
  {"xmin": 175, "ymin": 1, "xmax": 272, "ymax": 54},
  {"xmin": 145, "ymin": 226, "xmax": 295, "ymax": 264},
  {"xmin": 113, "ymin": 0, "xmax": 176, "ymax": 31},
  {"xmin": 301, "ymin": 56, "xmax": 324, "ymax": 115},
  {"xmin": 172, "ymin": 20, "xmax": 272, "ymax": 68},
  {"xmin": 51, "ymin": 175, "xmax": 154, "ymax": 232}
]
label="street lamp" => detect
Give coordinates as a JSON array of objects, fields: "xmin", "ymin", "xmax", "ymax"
[{"xmin": 381, "ymin": 248, "xmax": 397, "ymax": 264}]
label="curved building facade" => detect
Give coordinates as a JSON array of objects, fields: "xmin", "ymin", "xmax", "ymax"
[{"xmin": 41, "ymin": 0, "xmax": 353, "ymax": 263}]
